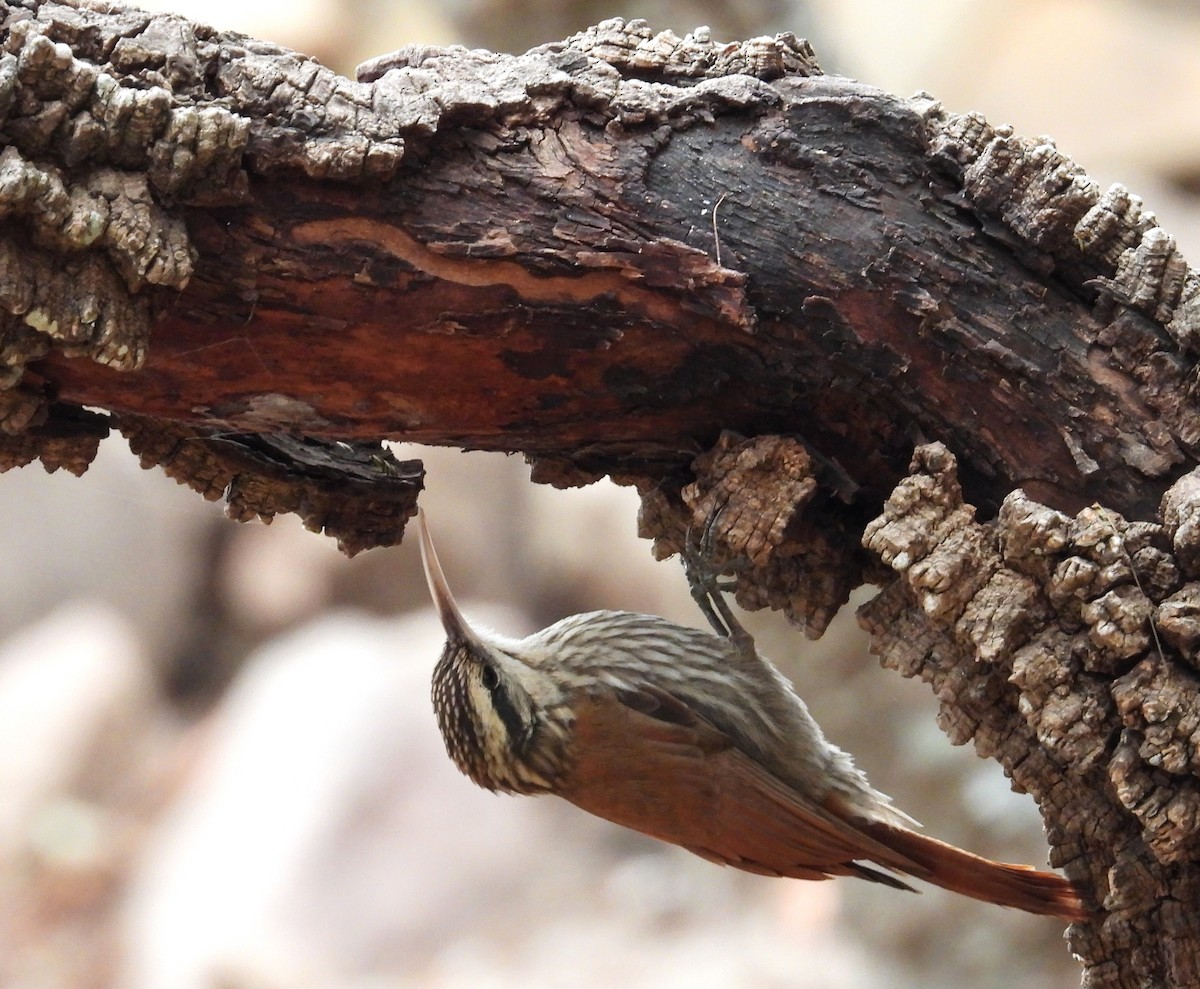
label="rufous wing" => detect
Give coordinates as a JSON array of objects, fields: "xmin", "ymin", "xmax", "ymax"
[
  {"xmin": 554, "ymin": 685, "xmax": 925, "ymax": 886},
  {"xmin": 554, "ymin": 685, "xmax": 1086, "ymax": 919}
]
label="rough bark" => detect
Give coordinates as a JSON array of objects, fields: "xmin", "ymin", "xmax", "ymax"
[
  {"xmin": 3, "ymin": 2, "xmax": 1200, "ymax": 983},
  {"xmin": 859, "ymin": 443, "xmax": 1200, "ymax": 987}
]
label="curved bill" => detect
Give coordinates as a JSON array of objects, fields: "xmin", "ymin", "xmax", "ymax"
[{"xmin": 417, "ymin": 508, "xmax": 478, "ymax": 644}]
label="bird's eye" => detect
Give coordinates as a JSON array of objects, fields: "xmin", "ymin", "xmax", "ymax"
[{"xmin": 480, "ymin": 666, "xmax": 500, "ymax": 691}]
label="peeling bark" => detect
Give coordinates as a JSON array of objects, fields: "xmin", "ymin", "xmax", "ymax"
[
  {"xmin": 3, "ymin": 3, "xmax": 1200, "ymax": 981},
  {"xmin": 118, "ymin": 414, "xmax": 423, "ymax": 554}
]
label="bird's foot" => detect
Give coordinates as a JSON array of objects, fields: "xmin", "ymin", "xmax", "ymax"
[{"xmin": 683, "ymin": 506, "xmax": 755, "ymax": 656}]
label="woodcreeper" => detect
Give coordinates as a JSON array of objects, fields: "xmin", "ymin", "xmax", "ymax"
[{"xmin": 418, "ymin": 509, "xmax": 1085, "ymax": 920}]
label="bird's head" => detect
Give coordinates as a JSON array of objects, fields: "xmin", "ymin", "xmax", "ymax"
[{"xmin": 417, "ymin": 510, "xmax": 570, "ymax": 793}]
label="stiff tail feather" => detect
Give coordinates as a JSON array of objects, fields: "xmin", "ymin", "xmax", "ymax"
[{"xmin": 862, "ymin": 821, "xmax": 1088, "ymax": 921}]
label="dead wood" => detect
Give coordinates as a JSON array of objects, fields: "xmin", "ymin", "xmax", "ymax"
[{"xmin": 4, "ymin": 3, "xmax": 1200, "ymax": 982}]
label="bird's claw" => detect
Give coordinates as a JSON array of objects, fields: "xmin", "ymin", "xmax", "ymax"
[{"xmin": 683, "ymin": 504, "xmax": 754, "ymax": 654}]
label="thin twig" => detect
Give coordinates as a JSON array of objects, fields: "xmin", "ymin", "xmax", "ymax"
[{"xmin": 711, "ymin": 192, "xmax": 729, "ymax": 267}]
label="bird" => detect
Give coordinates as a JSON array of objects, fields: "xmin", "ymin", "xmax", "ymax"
[{"xmin": 416, "ymin": 508, "xmax": 1087, "ymax": 920}]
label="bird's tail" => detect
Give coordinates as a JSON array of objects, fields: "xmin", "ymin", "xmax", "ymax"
[{"xmin": 862, "ymin": 820, "xmax": 1088, "ymax": 921}]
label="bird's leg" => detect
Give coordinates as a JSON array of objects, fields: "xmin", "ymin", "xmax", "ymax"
[{"xmin": 683, "ymin": 508, "xmax": 756, "ymax": 657}]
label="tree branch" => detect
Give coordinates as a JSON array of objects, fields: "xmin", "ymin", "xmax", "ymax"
[{"xmin": 4, "ymin": 4, "xmax": 1200, "ymax": 982}]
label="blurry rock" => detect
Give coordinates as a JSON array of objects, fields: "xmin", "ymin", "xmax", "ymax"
[
  {"xmin": 0, "ymin": 604, "xmax": 152, "ymax": 853},
  {"xmin": 0, "ymin": 603, "xmax": 160, "ymax": 989}
]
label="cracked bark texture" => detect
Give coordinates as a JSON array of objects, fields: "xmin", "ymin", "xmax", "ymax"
[
  {"xmin": 860, "ymin": 443, "xmax": 1200, "ymax": 987},
  {"xmin": 4, "ymin": 2, "xmax": 1200, "ymax": 982}
]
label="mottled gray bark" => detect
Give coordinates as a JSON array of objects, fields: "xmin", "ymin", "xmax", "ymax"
[{"xmin": 3, "ymin": 3, "xmax": 1200, "ymax": 982}]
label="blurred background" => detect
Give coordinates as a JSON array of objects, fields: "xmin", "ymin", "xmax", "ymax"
[{"xmin": 5, "ymin": 1, "xmax": 1200, "ymax": 986}]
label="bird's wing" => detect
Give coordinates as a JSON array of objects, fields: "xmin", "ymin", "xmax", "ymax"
[{"xmin": 555, "ymin": 685, "xmax": 925, "ymax": 885}]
